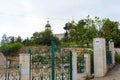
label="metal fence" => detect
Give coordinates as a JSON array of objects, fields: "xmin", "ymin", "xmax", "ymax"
[
  {"xmin": 106, "ymin": 51, "xmax": 112, "ymax": 65},
  {"xmin": 29, "ymin": 41, "xmax": 72, "ymax": 80},
  {"xmin": 77, "ymin": 57, "xmax": 86, "ymax": 73},
  {"xmin": 0, "ymin": 64, "xmax": 21, "ymax": 80}
]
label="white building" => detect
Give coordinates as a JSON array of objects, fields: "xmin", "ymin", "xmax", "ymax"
[{"xmin": 54, "ymin": 33, "xmax": 64, "ymax": 40}]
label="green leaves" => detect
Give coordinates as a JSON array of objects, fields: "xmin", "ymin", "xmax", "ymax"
[
  {"xmin": 64, "ymin": 15, "xmax": 120, "ymax": 47},
  {"xmin": 0, "ymin": 42, "xmax": 23, "ymax": 56},
  {"xmin": 102, "ymin": 18, "xmax": 120, "ymax": 46},
  {"xmin": 69, "ymin": 17, "xmax": 97, "ymax": 47},
  {"xmin": 31, "ymin": 29, "xmax": 60, "ymax": 46}
]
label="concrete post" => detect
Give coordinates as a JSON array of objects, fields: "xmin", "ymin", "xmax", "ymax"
[
  {"xmin": 72, "ymin": 51, "xmax": 77, "ymax": 80},
  {"xmin": 84, "ymin": 54, "xmax": 91, "ymax": 76},
  {"xmin": 19, "ymin": 54, "xmax": 30, "ymax": 80},
  {"xmin": 109, "ymin": 41, "xmax": 115, "ymax": 65},
  {"xmin": 93, "ymin": 38, "xmax": 107, "ymax": 77}
]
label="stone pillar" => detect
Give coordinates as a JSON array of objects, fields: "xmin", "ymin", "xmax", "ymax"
[
  {"xmin": 109, "ymin": 41, "xmax": 115, "ymax": 65},
  {"xmin": 84, "ymin": 54, "xmax": 91, "ymax": 76},
  {"xmin": 93, "ymin": 38, "xmax": 107, "ymax": 77},
  {"xmin": 19, "ymin": 54, "xmax": 30, "ymax": 80},
  {"xmin": 72, "ymin": 51, "xmax": 77, "ymax": 80}
]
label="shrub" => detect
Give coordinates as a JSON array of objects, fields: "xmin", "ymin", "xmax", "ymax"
[{"xmin": 0, "ymin": 42, "xmax": 23, "ymax": 56}]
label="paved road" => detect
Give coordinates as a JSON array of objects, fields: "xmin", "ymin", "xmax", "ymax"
[{"xmin": 92, "ymin": 63, "xmax": 120, "ymax": 80}]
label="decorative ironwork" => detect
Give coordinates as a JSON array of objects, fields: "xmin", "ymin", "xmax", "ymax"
[
  {"xmin": 0, "ymin": 64, "xmax": 21, "ymax": 80},
  {"xmin": 77, "ymin": 57, "xmax": 86, "ymax": 73},
  {"xmin": 30, "ymin": 47, "xmax": 51, "ymax": 80},
  {"xmin": 106, "ymin": 51, "xmax": 112, "ymax": 65},
  {"xmin": 30, "ymin": 41, "xmax": 72, "ymax": 80}
]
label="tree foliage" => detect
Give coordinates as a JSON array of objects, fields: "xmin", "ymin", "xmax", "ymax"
[
  {"xmin": 63, "ymin": 22, "xmax": 74, "ymax": 42},
  {"xmin": 1, "ymin": 34, "xmax": 8, "ymax": 46},
  {"xmin": 15, "ymin": 36, "xmax": 22, "ymax": 43},
  {"xmin": 23, "ymin": 29, "xmax": 60, "ymax": 46},
  {"xmin": 63, "ymin": 15, "xmax": 120, "ymax": 47},
  {"xmin": 22, "ymin": 37, "xmax": 32, "ymax": 46},
  {"xmin": 69, "ymin": 16, "xmax": 98, "ymax": 47},
  {"xmin": 0, "ymin": 42, "xmax": 23, "ymax": 56},
  {"xmin": 101, "ymin": 18, "xmax": 120, "ymax": 47}
]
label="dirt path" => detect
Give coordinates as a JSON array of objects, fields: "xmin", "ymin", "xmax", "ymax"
[{"xmin": 92, "ymin": 63, "xmax": 120, "ymax": 80}]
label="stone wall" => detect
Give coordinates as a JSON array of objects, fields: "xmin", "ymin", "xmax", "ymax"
[
  {"xmin": 114, "ymin": 48, "xmax": 120, "ymax": 55},
  {"xmin": 62, "ymin": 48, "xmax": 91, "ymax": 56},
  {"xmin": 19, "ymin": 46, "xmax": 91, "ymax": 56},
  {"xmin": 0, "ymin": 52, "xmax": 6, "ymax": 66}
]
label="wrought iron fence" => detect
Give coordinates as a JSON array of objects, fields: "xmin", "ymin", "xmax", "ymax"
[
  {"xmin": 77, "ymin": 57, "xmax": 86, "ymax": 73},
  {"xmin": 0, "ymin": 64, "xmax": 21, "ymax": 80},
  {"xmin": 106, "ymin": 51, "xmax": 112, "ymax": 65},
  {"xmin": 29, "ymin": 41, "xmax": 72, "ymax": 80}
]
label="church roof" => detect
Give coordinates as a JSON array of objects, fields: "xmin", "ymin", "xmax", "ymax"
[{"xmin": 45, "ymin": 20, "xmax": 51, "ymax": 28}]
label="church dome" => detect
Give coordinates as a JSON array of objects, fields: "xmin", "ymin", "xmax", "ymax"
[
  {"xmin": 45, "ymin": 20, "xmax": 51, "ymax": 28},
  {"xmin": 45, "ymin": 24, "xmax": 51, "ymax": 28}
]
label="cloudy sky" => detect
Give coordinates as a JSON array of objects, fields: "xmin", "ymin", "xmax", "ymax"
[{"xmin": 0, "ymin": 0, "xmax": 120, "ymax": 40}]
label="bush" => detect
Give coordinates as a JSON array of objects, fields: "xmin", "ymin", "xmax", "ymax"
[{"xmin": 0, "ymin": 42, "xmax": 23, "ymax": 56}]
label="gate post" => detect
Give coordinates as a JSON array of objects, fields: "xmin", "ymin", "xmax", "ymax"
[
  {"xmin": 19, "ymin": 54, "xmax": 30, "ymax": 80},
  {"xmin": 109, "ymin": 41, "xmax": 115, "ymax": 65},
  {"xmin": 84, "ymin": 54, "xmax": 91, "ymax": 76},
  {"xmin": 70, "ymin": 51, "xmax": 72, "ymax": 80},
  {"xmin": 51, "ymin": 41, "xmax": 55, "ymax": 80},
  {"xmin": 72, "ymin": 51, "xmax": 77, "ymax": 80},
  {"xmin": 93, "ymin": 38, "xmax": 107, "ymax": 77}
]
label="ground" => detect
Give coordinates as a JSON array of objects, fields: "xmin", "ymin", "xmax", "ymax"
[{"xmin": 92, "ymin": 63, "xmax": 120, "ymax": 80}]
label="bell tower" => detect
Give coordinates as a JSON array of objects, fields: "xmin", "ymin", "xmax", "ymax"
[{"xmin": 45, "ymin": 19, "xmax": 51, "ymax": 30}]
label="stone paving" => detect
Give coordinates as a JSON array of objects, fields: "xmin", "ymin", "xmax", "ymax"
[{"xmin": 92, "ymin": 63, "xmax": 120, "ymax": 80}]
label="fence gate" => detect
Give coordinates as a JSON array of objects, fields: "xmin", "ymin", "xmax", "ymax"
[
  {"xmin": 30, "ymin": 42, "xmax": 72, "ymax": 80},
  {"xmin": 0, "ymin": 64, "xmax": 21, "ymax": 80},
  {"xmin": 30, "ymin": 48, "xmax": 51, "ymax": 80},
  {"xmin": 106, "ymin": 51, "xmax": 112, "ymax": 65},
  {"xmin": 90, "ymin": 53, "xmax": 94, "ymax": 74}
]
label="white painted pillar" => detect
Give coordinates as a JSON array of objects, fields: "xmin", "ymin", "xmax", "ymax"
[
  {"xmin": 19, "ymin": 54, "xmax": 30, "ymax": 80},
  {"xmin": 109, "ymin": 41, "xmax": 115, "ymax": 65},
  {"xmin": 72, "ymin": 51, "xmax": 77, "ymax": 80},
  {"xmin": 84, "ymin": 54, "xmax": 91, "ymax": 76},
  {"xmin": 93, "ymin": 38, "xmax": 107, "ymax": 77}
]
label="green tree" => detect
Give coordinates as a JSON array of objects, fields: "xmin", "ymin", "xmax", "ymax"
[
  {"xmin": 102, "ymin": 18, "xmax": 120, "ymax": 46},
  {"xmin": 31, "ymin": 29, "xmax": 60, "ymax": 46},
  {"xmin": 23, "ymin": 37, "xmax": 33, "ymax": 46},
  {"xmin": 10, "ymin": 36, "xmax": 15, "ymax": 44},
  {"xmin": 68, "ymin": 16, "xmax": 98, "ymax": 47},
  {"xmin": 1, "ymin": 34, "xmax": 8, "ymax": 45},
  {"xmin": 94, "ymin": 16, "xmax": 105, "ymax": 37},
  {"xmin": 40, "ymin": 29, "xmax": 60, "ymax": 45},
  {"xmin": 64, "ymin": 22, "xmax": 73, "ymax": 32},
  {"xmin": 63, "ymin": 22, "xmax": 74, "ymax": 42},
  {"xmin": 63, "ymin": 15, "xmax": 120, "ymax": 48},
  {"xmin": 31, "ymin": 32, "xmax": 42, "ymax": 45},
  {"xmin": 69, "ymin": 19, "xmax": 86, "ymax": 45},
  {"xmin": 15, "ymin": 36, "xmax": 22, "ymax": 43},
  {"xmin": 84, "ymin": 16, "xmax": 98, "ymax": 46}
]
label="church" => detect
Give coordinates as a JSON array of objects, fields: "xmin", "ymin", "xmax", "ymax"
[
  {"xmin": 44, "ymin": 20, "xmax": 64, "ymax": 40},
  {"xmin": 44, "ymin": 19, "xmax": 76, "ymax": 40}
]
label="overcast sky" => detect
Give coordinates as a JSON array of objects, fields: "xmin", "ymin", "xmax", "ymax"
[{"xmin": 0, "ymin": 0, "xmax": 120, "ymax": 40}]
